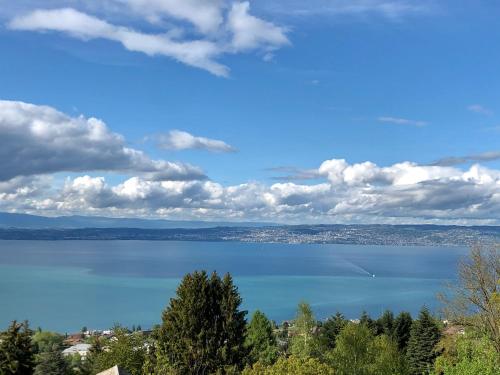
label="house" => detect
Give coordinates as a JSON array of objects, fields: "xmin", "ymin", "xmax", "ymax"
[
  {"xmin": 64, "ymin": 333, "xmax": 85, "ymax": 346},
  {"xmin": 443, "ymin": 325, "xmax": 465, "ymax": 336},
  {"xmin": 62, "ymin": 343, "xmax": 92, "ymax": 358},
  {"xmin": 96, "ymin": 365, "xmax": 131, "ymax": 375}
]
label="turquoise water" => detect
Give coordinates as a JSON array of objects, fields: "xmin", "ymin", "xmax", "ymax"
[{"xmin": 0, "ymin": 241, "xmax": 466, "ymax": 332}]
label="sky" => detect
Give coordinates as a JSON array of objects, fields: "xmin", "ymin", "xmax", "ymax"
[{"xmin": 0, "ymin": 0, "xmax": 499, "ymax": 225}]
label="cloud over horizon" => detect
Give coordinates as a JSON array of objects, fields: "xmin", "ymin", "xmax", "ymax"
[
  {"xmin": 0, "ymin": 100, "xmax": 206, "ymax": 181},
  {"xmin": 1, "ymin": 100, "xmax": 499, "ymax": 225}
]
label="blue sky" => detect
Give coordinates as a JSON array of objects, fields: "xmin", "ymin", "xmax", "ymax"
[{"xmin": 0, "ymin": 1, "xmax": 499, "ymax": 224}]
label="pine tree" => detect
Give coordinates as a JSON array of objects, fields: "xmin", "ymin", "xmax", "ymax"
[
  {"xmin": 0, "ymin": 320, "xmax": 35, "ymax": 375},
  {"xmin": 319, "ymin": 312, "xmax": 347, "ymax": 350},
  {"xmin": 34, "ymin": 345, "xmax": 70, "ymax": 375},
  {"xmin": 406, "ymin": 307, "xmax": 441, "ymax": 375},
  {"xmin": 377, "ymin": 310, "xmax": 395, "ymax": 336},
  {"xmin": 245, "ymin": 310, "xmax": 278, "ymax": 366},
  {"xmin": 158, "ymin": 271, "xmax": 247, "ymax": 374},
  {"xmin": 394, "ymin": 311, "xmax": 413, "ymax": 352},
  {"xmin": 359, "ymin": 310, "xmax": 376, "ymax": 333}
]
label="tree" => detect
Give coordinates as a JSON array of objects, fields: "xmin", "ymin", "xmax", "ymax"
[
  {"xmin": 318, "ymin": 312, "xmax": 347, "ymax": 350},
  {"xmin": 439, "ymin": 245, "xmax": 500, "ymax": 354},
  {"xmin": 34, "ymin": 345, "xmax": 70, "ymax": 375},
  {"xmin": 369, "ymin": 335, "xmax": 409, "ymax": 375},
  {"xmin": 359, "ymin": 311, "xmax": 376, "ymax": 333},
  {"xmin": 32, "ymin": 331, "xmax": 64, "ymax": 354},
  {"xmin": 242, "ymin": 356, "xmax": 334, "ymax": 375},
  {"xmin": 89, "ymin": 327, "xmax": 147, "ymax": 375},
  {"xmin": 393, "ymin": 312, "xmax": 413, "ymax": 353},
  {"xmin": 434, "ymin": 334, "xmax": 499, "ymax": 375},
  {"xmin": 329, "ymin": 322, "xmax": 408, "ymax": 375},
  {"xmin": 158, "ymin": 271, "xmax": 247, "ymax": 374},
  {"xmin": 245, "ymin": 310, "xmax": 278, "ymax": 366},
  {"xmin": 406, "ymin": 307, "xmax": 441, "ymax": 375},
  {"xmin": 330, "ymin": 322, "xmax": 374, "ymax": 375},
  {"xmin": 290, "ymin": 302, "xmax": 318, "ymax": 358},
  {"xmin": 377, "ymin": 310, "xmax": 395, "ymax": 336},
  {"xmin": 0, "ymin": 320, "xmax": 35, "ymax": 375}
]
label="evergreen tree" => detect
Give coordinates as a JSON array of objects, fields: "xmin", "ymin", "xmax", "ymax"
[
  {"xmin": 290, "ymin": 302, "xmax": 318, "ymax": 358},
  {"xmin": 394, "ymin": 312, "xmax": 413, "ymax": 352},
  {"xmin": 245, "ymin": 310, "xmax": 278, "ymax": 366},
  {"xmin": 377, "ymin": 310, "xmax": 395, "ymax": 336},
  {"xmin": 0, "ymin": 320, "xmax": 35, "ymax": 375},
  {"xmin": 359, "ymin": 310, "xmax": 376, "ymax": 333},
  {"xmin": 158, "ymin": 271, "xmax": 247, "ymax": 374},
  {"xmin": 318, "ymin": 312, "xmax": 347, "ymax": 350},
  {"xmin": 34, "ymin": 345, "xmax": 70, "ymax": 375},
  {"xmin": 406, "ymin": 307, "xmax": 441, "ymax": 375}
]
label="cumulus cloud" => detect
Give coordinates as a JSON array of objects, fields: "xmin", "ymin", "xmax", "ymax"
[
  {"xmin": 7, "ymin": 2, "xmax": 290, "ymax": 76},
  {"xmin": 227, "ymin": 2, "xmax": 289, "ymax": 52},
  {"xmin": 0, "ymin": 100, "xmax": 205, "ymax": 181},
  {"xmin": 378, "ymin": 116, "xmax": 427, "ymax": 127},
  {"xmin": 157, "ymin": 130, "xmax": 236, "ymax": 152},
  {"xmin": 3, "ymin": 158, "xmax": 500, "ymax": 225},
  {"xmin": 467, "ymin": 104, "xmax": 493, "ymax": 116}
]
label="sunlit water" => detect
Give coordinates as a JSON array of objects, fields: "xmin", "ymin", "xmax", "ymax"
[{"xmin": 0, "ymin": 240, "xmax": 466, "ymax": 332}]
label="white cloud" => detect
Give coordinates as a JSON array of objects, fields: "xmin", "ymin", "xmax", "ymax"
[
  {"xmin": 157, "ymin": 130, "xmax": 236, "ymax": 152},
  {"xmin": 7, "ymin": 2, "xmax": 290, "ymax": 76},
  {"xmin": 0, "ymin": 100, "xmax": 205, "ymax": 181},
  {"xmin": 378, "ymin": 116, "xmax": 427, "ymax": 127},
  {"xmin": 467, "ymin": 104, "xmax": 493, "ymax": 116},
  {"xmin": 227, "ymin": 2, "xmax": 289, "ymax": 52},
  {"xmin": 116, "ymin": 0, "xmax": 224, "ymax": 34},
  {"xmin": 8, "ymin": 8, "xmax": 229, "ymax": 76},
  {"xmin": 3, "ymin": 158, "xmax": 500, "ymax": 225}
]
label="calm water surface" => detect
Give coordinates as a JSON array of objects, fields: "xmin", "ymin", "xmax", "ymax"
[{"xmin": 0, "ymin": 241, "xmax": 467, "ymax": 332}]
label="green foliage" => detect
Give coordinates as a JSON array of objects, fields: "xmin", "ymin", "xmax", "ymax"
[
  {"xmin": 377, "ymin": 310, "xmax": 395, "ymax": 336},
  {"xmin": 394, "ymin": 312, "xmax": 413, "ymax": 352},
  {"xmin": 242, "ymin": 356, "xmax": 334, "ymax": 375},
  {"xmin": 329, "ymin": 322, "xmax": 374, "ymax": 375},
  {"xmin": 433, "ymin": 334, "xmax": 500, "ymax": 375},
  {"xmin": 318, "ymin": 312, "xmax": 347, "ymax": 351},
  {"xmin": 88, "ymin": 327, "xmax": 147, "ymax": 375},
  {"xmin": 290, "ymin": 302, "xmax": 319, "ymax": 359},
  {"xmin": 359, "ymin": 311, "xmax": 376, "ymax": 333},
  {"xmin": 329, "ymin": 322, "xmax": 408, "ymax": 375},
  {"xmin": 406, "ymin": 307, "xmax": 441, "ymax": 375},
  {"xmin": 369, "ymin": 334, "xmax": 409, "ymax": 375},
  {"xmin": 34, "ymin": 346, "xmax": 70, "ymax": 375},
  {"xmin": 158, "ymin": 271, "xmax": 247, "ymax": 374},
  {"xmin": 32, "ymin": 331, "xmax": 64, "ymax": 353},
  {"xmin": 0, "ymin": 320, "xmax": 35, "ymax": 375},
  {"xmin": 245, "ymin": 310, "xmax": 278, "ymax": 366}
]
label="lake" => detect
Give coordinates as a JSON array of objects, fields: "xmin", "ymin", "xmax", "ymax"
[{"xmin": 0, "ymin": 240, "xmax": 467, "ymax": 332}]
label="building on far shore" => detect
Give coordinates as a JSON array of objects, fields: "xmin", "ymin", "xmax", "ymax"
[
  {"xmin": 62, "ymin": 343, "xmax": 91, "ymax": 358},
  {"xmin": 96, "ymin": 365, "xmax": 131, "ymax": 375}
]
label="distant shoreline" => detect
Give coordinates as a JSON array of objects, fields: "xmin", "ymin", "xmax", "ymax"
[{"xmin": 0, "ymin": 224, "xmax": 498, "ymax": 246}]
